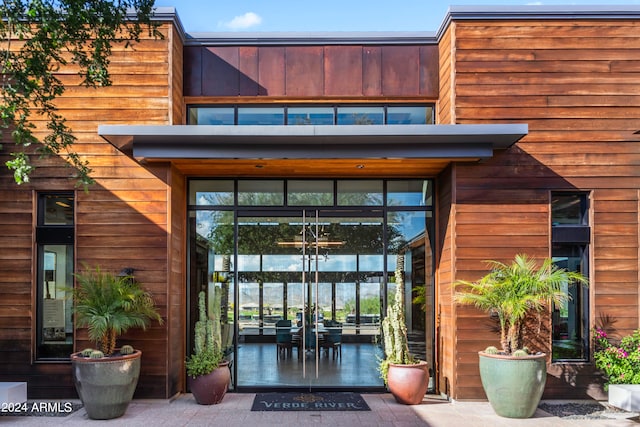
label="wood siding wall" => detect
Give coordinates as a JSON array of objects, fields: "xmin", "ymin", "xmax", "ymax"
[
  {"xmin": 435, "ymin": 24, "xmax": 456, "ymax": 397},
  {"xmin": 184, "ymin": 45, "xmax": 439, "ymax": 98},
  {"xmin": 0, "ymin": 22, "xmax": 179, "ymax": 399},
  {"xmin": 449, "ymin": 19, "xmax": 640, "ymax": 400}
]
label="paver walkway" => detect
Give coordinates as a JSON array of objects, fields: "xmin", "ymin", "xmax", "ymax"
[{"xmin": 1, "ymin": 394, "xmax": 638, "ymax": 426}]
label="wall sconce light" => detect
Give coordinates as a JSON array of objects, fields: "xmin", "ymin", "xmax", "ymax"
[{"xmin": 119, "ymin": 267, "xmax": 135, "ymax": 281}]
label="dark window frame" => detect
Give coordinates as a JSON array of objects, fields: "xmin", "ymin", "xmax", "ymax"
[
  {"xmin": 35, "ymin": 192, "xmax": 75, "ymax": 361},
  {"xmin": 186, "ymin": 104, "xmax": 435, "ymax": 126},
  {"xmin": 551, "ymin": 191, "xmax": 591, "ymax": 363}
]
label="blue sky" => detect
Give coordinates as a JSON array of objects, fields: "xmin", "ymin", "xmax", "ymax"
[{"xmin": 153, "ymin": 0, "xmax": 640, "ymax": 32}]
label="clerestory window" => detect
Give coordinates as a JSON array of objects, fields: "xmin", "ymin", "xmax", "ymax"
[{"xmin": 187, "ymin": 105, "xmax": 434, "ymax": 126}]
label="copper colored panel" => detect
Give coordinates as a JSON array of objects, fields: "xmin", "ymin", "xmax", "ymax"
[
  {"xmin": 325, "ymin": 46, "xmax": 363, "ymax": 96},
  {"xmin": 239, "ymin": 47, "xmax": 259, "ymax": 96},
  {"xmin": 420, "ymin": 45, "xmax": 439, "ymax": 98},
  {"xmin": 258, "ymin": 47, "xmax": 285, "ymax": 96},
  {"xmin": 202, "ymin": 47, "xmax": 239, "ymax": 96},
  {"xmin": 183, "ymin": 47, "xmax": 202, "ymax": 96},
  {"xmin": 285, "ymin": 46, "xmax": 324, "ymax": 96},
  {"xmin": 382, "ymin": 46, "xmax": 419, "ymax": 96},
  {"xmin": 363, "ymin": 46, "xmax": 382, "ymax": 96}
]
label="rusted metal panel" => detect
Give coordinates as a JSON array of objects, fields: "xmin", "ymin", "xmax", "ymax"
[
  {"xmin": 258, "ymin": 46, "xmax": 286, "ymax": 96},
  {"xmin": 285, "ymin": 46, "xmax": 324, "ymax": 96},
  {"xmin": 420, "ymin": 45, "xmax": 439, "ymax": 97},
  {"xmin": 362, "ymin": 46, "xmax": 382, "ymax": 96},
  {"xmin": 202, "ymin": 46, "xmax": 239, "ymax": 96},
  {"xmin": 239, "ymin": 46, "xmax": 259, "ymax": 96},
  {"xmin": 382, "ymin": 45, "xmax": 419, "ymax": 96},
  {"xmin": 325, "ymin": 46, "xmax": 363, "ymax": 96},
  {"xmin": 183, "ymin": 46, "xmax": 202, "ymax": 97}
]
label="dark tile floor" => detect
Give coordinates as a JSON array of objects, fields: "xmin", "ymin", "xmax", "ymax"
[{"xmin": 235, "ymin": 342, "xmax": 385, "ymax": 388}]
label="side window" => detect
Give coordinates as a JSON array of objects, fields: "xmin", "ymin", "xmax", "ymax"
[
  {"xmin": 36, "ymin": 193, "xmax": 74, "ymax": 360},
  {"xmin": 551, "ymin": 192, "xmax": 590, "ymax": 362}
]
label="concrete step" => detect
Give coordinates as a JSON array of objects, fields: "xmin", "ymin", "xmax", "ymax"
[{"xmin": 0, "ymin": 382, "xmax": 27, "ymax": 405}]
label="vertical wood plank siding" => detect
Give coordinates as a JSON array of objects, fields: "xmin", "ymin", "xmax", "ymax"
[
  {"xmin": 450, "ymin": 20, "xmax": 640, "ymax": 400},
  {"xmin": 184, "ymin": 45, "xmax": 439, "ymax": 98},
  {"xmin": 0, "ymin": 22, "xmax": 178, "ymax": 398}
]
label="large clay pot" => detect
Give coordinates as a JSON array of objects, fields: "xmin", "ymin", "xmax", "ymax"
[
  {"xmin": 71, "ymin": 350, "xmax": 141, "ymax": 420},
  {"xmin": 478, "ymin": 351, "xmax": 547, "ymax": 418},
  {"xmin": 387, "ymin": 361, "xmax": 429, "ymax": 405},
  {"xmin": 188, "ymin": 360, "xmax": 231, "ymax": 405}
]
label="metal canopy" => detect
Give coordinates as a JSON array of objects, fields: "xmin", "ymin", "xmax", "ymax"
[{"xmin": 98, "ymin": 124, "xmax": 528, "ymax": 161}]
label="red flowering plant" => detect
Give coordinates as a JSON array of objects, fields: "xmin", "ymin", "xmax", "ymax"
[{"xmin": 592, "ymin": 327, "xmax": 640, "ymax": 388}]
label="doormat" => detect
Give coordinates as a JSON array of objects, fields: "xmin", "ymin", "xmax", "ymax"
[{"xmin": 251, "ymin": 392, "xmax": 370, "ymax": 411}]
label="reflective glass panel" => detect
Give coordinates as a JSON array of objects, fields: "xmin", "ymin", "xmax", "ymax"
[
  {"xmin": 287, "ymin": 180, "xmax": 333, "ymax": 206},
  {"xmin": 238, "ymin": 180, "xmax": 284, "ymax": 206},
  {"xmin": 238, "ymin": 107, "xmax": 284, "ymax": 125},
  {"xmin": 387, "ymin": 211, "xmax": 427, "ymax": 250},
  {"xmin": 387, "ymin": 106, "xmax": 432, "ymax": 124},
  {"xmin": 337, "ymin": 107, "xmax": 384, "ymax": 125},
  {"xmin": 189, "ymin": 180, "xmax": 234, "ymax": 205},
  {"xmin": 338, "ymin": 282, "xmax": 357, "ymax": 326},
  {"xmin": 37, "ymin": 244, "xmax": 74, "ymax": 359},
  {"xmin": 552, "ymin": 194, "xmax": 586, "ymax": 225},
  {"xmin": 262, "ymin": 282, "xmax": 285, "ymax": 333},
  {"xmin": 387, "ymin": 180, "xmax": 431, "ymax": 207},
  {"xmin": 287, "ymin": 107, "xmax": 334, "ymax": 125},
  {"xmin": 188, "ymin": 107, "xmax": 234, "ymax": 125},
  {"xmin": 337, "ymin": 180, "xmax": 383, "ymax": 206},
  {"xmin": 552, "ymin": 246, "xmax": 588, "ymax": 361},
  {"xmin": 42, "ymin": 194, "xmax": 74, "ymax": 225}
]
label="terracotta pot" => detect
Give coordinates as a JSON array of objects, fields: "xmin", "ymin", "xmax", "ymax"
[
  {"xmin": 71, "ymin": 350, "xmax": 141, "ymax": 420},
  {"xmin": 188, "ymin": 360, "xmax": 231, "ymax": 405},
  {"xmin": 387, "ymin": 361, "xmax": 429, "ymax": 405},
  {"xmin": 478, "ymin": 351, "xmax": 547, "ymax": 418}
]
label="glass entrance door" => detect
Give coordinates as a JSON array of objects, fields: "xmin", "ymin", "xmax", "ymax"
[
  {"xmin": 188, "ymin": 178, "xmax": 434, "ymax": 392},
  {"xmin": 236, "ymin": 210, "xmax": 385, "ymax": 389}
]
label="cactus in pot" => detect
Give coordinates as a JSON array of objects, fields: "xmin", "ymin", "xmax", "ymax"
[
  {"xmin": 186, "ymin": 287, "xmax": 230, "ymax": 405},
  {"xmin": 379, "ymin": 253, "xmax": 429, "ymax": 404}
]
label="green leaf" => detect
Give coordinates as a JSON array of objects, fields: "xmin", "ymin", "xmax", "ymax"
[{"xmin": 1, "ymin": 0, "xmax": 161, "ymax": 188}]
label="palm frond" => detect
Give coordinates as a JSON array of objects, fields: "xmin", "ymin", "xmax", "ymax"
[
  {"xmin": 454, "ymin": 254, "xmax": 588, "ymax": 355},
  {"xmin": 70, "ymin": 265, "xmax": 162, "ymax": 355}
]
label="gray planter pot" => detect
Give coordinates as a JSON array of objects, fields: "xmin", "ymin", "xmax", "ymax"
[
  {"xmin": 478, "ymin": 351, "xmax": 546, "ymax": 418},
  {"xmin": 71, "ymin": 350, "xmax": 141, "ymax": 420}
]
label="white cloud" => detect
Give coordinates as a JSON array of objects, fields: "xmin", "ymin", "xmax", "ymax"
[{"xmin": 221, "ymin": 12, "xmax": 262, "ymax": 30}]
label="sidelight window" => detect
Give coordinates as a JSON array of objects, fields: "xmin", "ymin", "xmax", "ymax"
[
  {"xmin": 551, "ymin": 192, "xmax": 590, "ymax": 362},
  {"xmin": 36, "ymin": 193, "xmax": 75, "ymax": 360}
]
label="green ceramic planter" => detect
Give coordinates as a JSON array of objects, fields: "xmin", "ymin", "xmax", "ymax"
[
  {"xmin": 71, "ymin": 350, "xmax": 141, "ymax": 420},
  {"xmin": 478, "ymin": 351, "xmax": 546, "ymax": 418}
]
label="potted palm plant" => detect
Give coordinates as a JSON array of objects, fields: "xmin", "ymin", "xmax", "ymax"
[
  {"xmin": 69, "ymin": 266, "xmax": 163, "ymax": 420},
  {"xmin": 186, "ymin": 288, "xmax": 230, "ymax": 405},
  {"xmin": 379, "ymin": 253, "xmax": 429, "ymax": 405},
  {"xmin": 454, "ymin": 254, "xmax": 588, "ymax": 418}
]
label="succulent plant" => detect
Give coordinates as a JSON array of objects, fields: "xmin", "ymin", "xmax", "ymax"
[
  {"xmin": 379, "ymin": 253, "xmax": 418, "ymax": 384},
  {"xmin": 81, "ymin": 348, "xmax": 94, "ymax": 357},
  {"xmin": 513, "ymin": 349, "xmax": 529, "ymax": 357},
  {"xmin": 484, "ymin": 346, "xmax": 499, "ymax": 355},
  {"xmin": 186, "ymin": 288, "xmax": 223, "ymax": 378},
  {"xmin": 90, "ymin": 350, "xmax": 104, "ymax": 359},
  {"xmin": 120, "ymin": 345, "xmax": 134, "ymax": 355}
]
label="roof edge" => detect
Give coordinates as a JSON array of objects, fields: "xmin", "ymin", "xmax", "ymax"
[
  {"xmin": 436, "ymin": 5, "xmax": 640, "ymax": 40},
  {"xmin": 183, "ymin": 32, "xmax": 437, "ymax": 46},
  {"xmin": 145, "ymin": 5, "xmax": 640, "ymax": 46}
]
